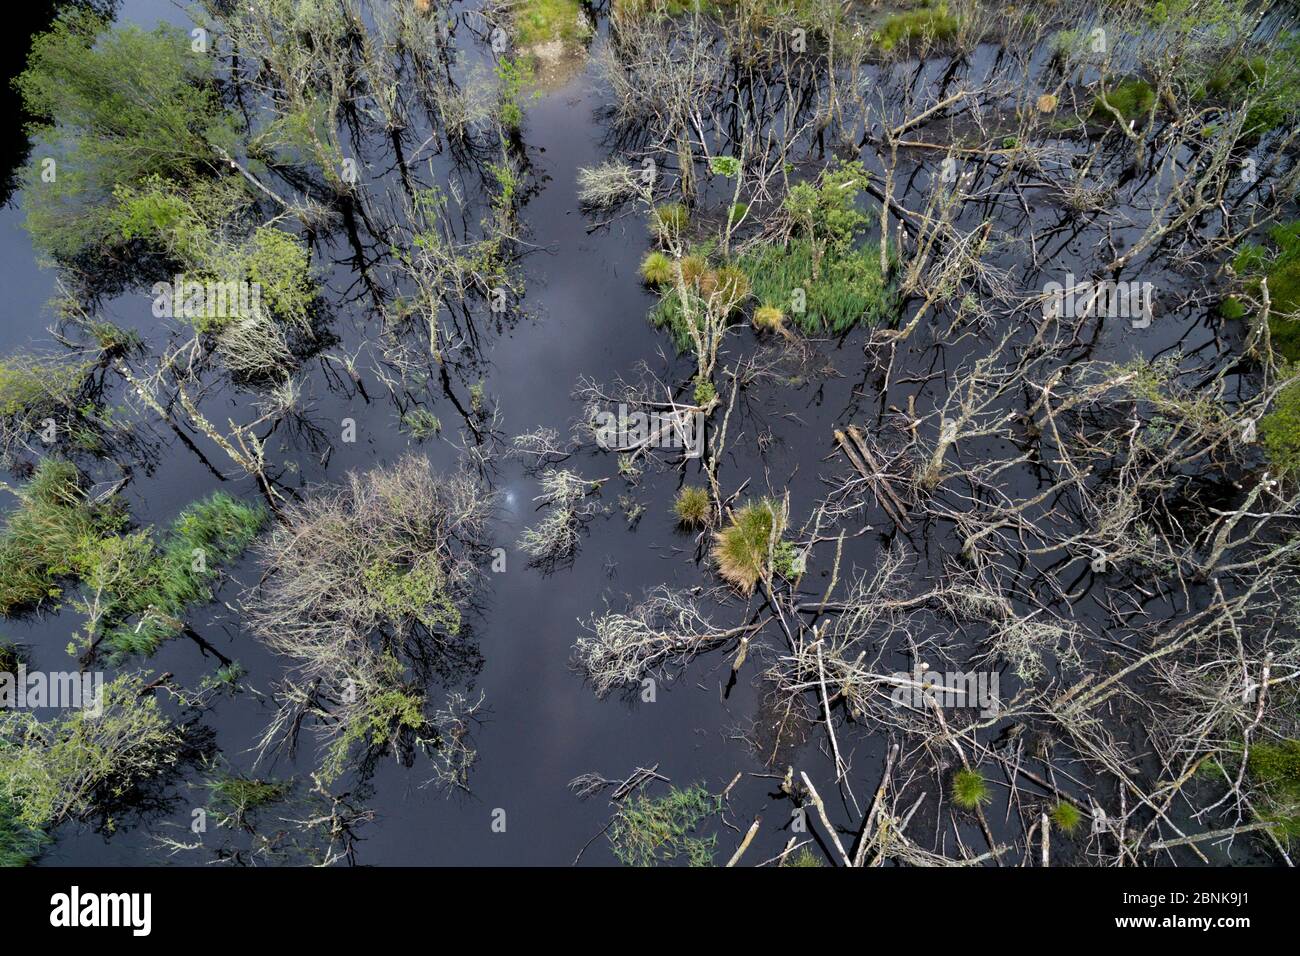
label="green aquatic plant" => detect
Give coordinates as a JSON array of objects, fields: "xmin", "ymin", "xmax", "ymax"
[
  {"xmin": 401, "ymin": 408, "xmax": 443, "ymax": 440},
  {"xmin": 952, "ymin": 768, "xmax": 991, "ymax": 810},
  {"xmin": 712, "ymin": 498, "xmax": 785, "ymax": 593},
  {"xmin": 206, "ymin": 773, "xmax": 292, "ymax": 829},
  {"xmin": 673, "ymin": 486, "xmax": 712, "ymax": 527},
  {"xmin": 495, "ymin": 56, "xmax": 534, "ymax": 131},
  {"xmin": 736, "ymin": 161, "xmax": 895, "ymax": 334},
  {"xmin": 83, "ymin": 492, "xmax": 268, "ymax": 658},
  {"xmin": 608, "ymin": 783, "xmax": 720, "ymax": 866},
  {"xmin": 0, "ymin": 459, "xmax": 266, "ymax": 656},
  {"xmin": 1230, "ymin": 220, "xmax": 1300, "ymax": 361},
  {"xmin": 782, "ymin": 845, "xmax": 823, "ymax": 866}
]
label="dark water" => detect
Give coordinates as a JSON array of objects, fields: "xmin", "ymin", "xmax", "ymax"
[{"xmin": 0, "ymin": 1, "xmax": 1280, "ymax": 866}]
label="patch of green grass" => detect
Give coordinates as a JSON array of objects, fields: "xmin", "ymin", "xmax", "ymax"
[
  {"xmin": 737, "ymin": 161, "xmax": 896, "ymax": 334},
  {"xmin": 207, "ymin": 773, "xmax": 291, "ymax": 828},
  {"xmin": 739, "ymin": 238, "xmax": 893, "ymax": 335},
  {"xmin": 673, "ymin": 486, "xmax": 712, "ymax": 527},
  {"xmin": 782, "ymin": 845, "xmax": 823, "ymax": 866},
  {"xmin": 0, "ymin": 459, "xmax": 116, "ymax": 615},
  {"xmin": 712, "ymin": 498, "xmax": 785, "ymax": 593},
  {"xmin": 513, "ymin": 0, "xmax": 586, "ymax": 48},
  {"xmin": 1050, "ymin": 801, "xmax": 1084, "ymax": 834},
  {"xmin": 609, "ymin": 783, "xmax": 719, "ymax": 866},
  {"xmin": 1246, "ymin": 739, "xmax": 1300, "ymax": 839},
  {"xmin": 1259, "ymin": 380, "xmax": 1300, "ymax": 477},
  {"xmin": 0, "ymin": 460, "xmax": 266, "ymax": 656},
  {"xmin": 952, "ymin": 768, "xmax": 991, "ymax": 810},
  {"xmin": 1091, "ymin": 78, "xmax": 1156, "ymax": 125},
  {"xmin": 94, "ymin": 492, "xmax": 267, "ymax": 657},
  {"xmin": 875, "ymin": 4, "xmax": 959, "ymax": 53},
  {"xmin": 1231, "ymin": 221, "xmax": 1300, "ymax": 361},
  {"xmin": 0, "ymin": 796, "xmax": 48, "ymax": 866}
]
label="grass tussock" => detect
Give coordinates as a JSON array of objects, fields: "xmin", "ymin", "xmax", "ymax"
[
  {"xmin": 951, "ymin": 768, "xmax": 991, "ymax": 810},
  {"xmin": 1050, "ymin": 801, "xmax": 1084, "ymax": 834},
  {"xmin": 672, "ymin": 486, "xmax": 712, "ymax": 527},
  {"xmin": 711, "ymin": 498, "xmax": 786, "ymax": 593}
]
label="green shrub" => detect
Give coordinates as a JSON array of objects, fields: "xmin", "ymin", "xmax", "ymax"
[
  {"xmin": 736, "ymin": 162, "xmax": 896, "ymax": 334},
  {"xmin": 952, "ymin": 768, "xmax": 991, "ymax": 810},
  {"xmin": 17, "ymin": 12, "xmax": 239, "ymax": 263},
  {"xmin": 0, "ymin": 673, "xmax": 181, "ymax": 830},
  {"xmin": 1231, "ymin": 221, "xmax": 1300, "ymax": 361}
]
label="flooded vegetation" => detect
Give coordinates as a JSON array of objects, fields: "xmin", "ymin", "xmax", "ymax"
[{"xmin": 1, "ymin": 0, "xmax": 1299, "ymax": 871}]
